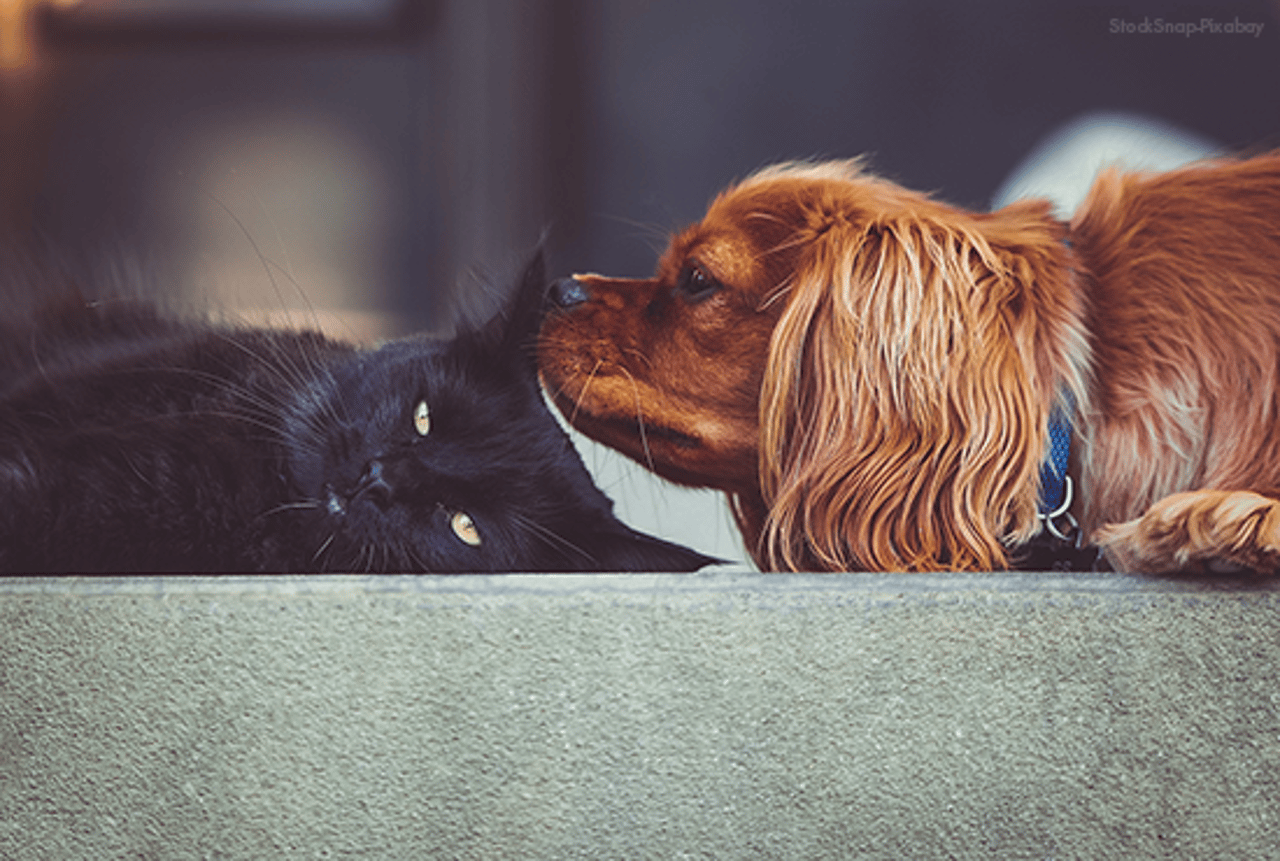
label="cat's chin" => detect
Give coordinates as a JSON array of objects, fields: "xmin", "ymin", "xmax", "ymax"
[{"xmin": 325, "ymin": 488, "xmax": 347, "ymax": 516}]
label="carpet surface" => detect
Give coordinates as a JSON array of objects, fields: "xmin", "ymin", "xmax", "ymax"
[{"xmin": 2, "ymin": 572, "xmax": 1278, "ymax": 859}]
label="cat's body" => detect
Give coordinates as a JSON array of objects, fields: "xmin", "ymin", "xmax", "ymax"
[{"xmin": 0, "ymin": 255, "xmax": 716, "ymax": 573}]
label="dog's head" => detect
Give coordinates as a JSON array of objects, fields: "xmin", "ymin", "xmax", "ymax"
[{"xmin": 540, "ymin": 160, "xmax": 1089, "ymax": 571}]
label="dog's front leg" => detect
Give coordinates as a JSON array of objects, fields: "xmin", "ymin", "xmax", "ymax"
[{"xmin": 1096, "ymin": 489, "xmax": 1280, "ymax": 575}]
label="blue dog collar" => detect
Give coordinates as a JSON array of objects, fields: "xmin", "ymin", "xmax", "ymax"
[{"xmin": 1038, "ymin": 392, "xmax": 1078, "ymax": 542}]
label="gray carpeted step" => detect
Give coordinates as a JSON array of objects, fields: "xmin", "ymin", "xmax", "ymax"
[{"xmin": 2, "ymin": 572, "xmax": 1278, "ymax": 859}]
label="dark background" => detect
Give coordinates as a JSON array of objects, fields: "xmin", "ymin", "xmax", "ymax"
[{"xmin": 3, "ymin": 0, "xmax": 1279, "ymax": 332}]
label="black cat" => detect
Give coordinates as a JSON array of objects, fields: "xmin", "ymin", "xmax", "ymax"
[{"xmin": 0, "ymin": 252, "xmax": 716, "ymax": 573}]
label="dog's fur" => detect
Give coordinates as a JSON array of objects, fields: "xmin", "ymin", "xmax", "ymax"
[{"xmin": 538, "ymin": 153, "xmax": 1280, "ymax": 573}]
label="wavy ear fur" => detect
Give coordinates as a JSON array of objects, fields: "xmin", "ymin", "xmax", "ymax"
[{"xmin": 758, "ymin": 199, "xmax": 1088, "ymax": 571}]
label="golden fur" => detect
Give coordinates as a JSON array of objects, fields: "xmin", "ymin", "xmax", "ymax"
[{"xmin": 538, "ymin": 153, "xmax": 1280, "ymax": 573}]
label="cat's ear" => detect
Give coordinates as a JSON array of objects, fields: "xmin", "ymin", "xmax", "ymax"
[
  {"xmin": 470, "ymin": 248, "xmax": 548, "ymax": 375},
  {"xmin": 586, "ymin": 524, "xmax": 721, "ymax": 572}
]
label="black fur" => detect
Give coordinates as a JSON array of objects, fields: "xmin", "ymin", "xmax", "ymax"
[{"xmin": 0, "ymin": 253, "xmax": 717, "ymax": 573}]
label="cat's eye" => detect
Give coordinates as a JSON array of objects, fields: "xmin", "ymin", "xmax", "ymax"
[
  {"xmin": 451, "ymin": 511, "xmax": 481, "ymax": 546},
  {"xmin": 413, "ymin": 400, "xmax": 431, "ymax": 437}
]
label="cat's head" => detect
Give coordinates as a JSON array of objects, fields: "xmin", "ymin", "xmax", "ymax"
[{"xmin": 282, "ymin": 251, "xmax": 717, "ymax": 572}]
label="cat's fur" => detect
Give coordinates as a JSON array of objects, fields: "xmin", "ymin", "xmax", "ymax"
[{"xmin": 0, "ymin": 252, "xmax": 716, "ymax": 573}]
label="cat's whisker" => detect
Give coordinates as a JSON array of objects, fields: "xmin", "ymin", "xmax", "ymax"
[
  {"xmin": 203, "ymin": 188, "xmax": 288, "ymax": 317},
  {"xmin": 211, "ymin": 331, "xmax": 345, "ymax": 436},
  {"xmin": 265, "ymin": 336, "xmax": 342, "ymax": 424},
  {"xmin": 312, "ymin": 532, "xmax": 337, "ymax": 565},
  {"xmin": 260, "ymin": 500, "xmax": 322, "ymax": 518},
  {"xmin": 90, "ymin": 364, "xmax": 285, "ymax": 424},
  {"xmin": 214, "ymin": 332, "xmax": 338, "ymax": 430},
  {"xmin": 207, "ymin": 191, "xmax": 341, "ymax": 350},
  {"xmin": 115, "ymin": 364, "xmax": 326, "ymax": 452},
  {"xmin": 176, "ymin": 408, "xmax": 287, "ymax": 440},
  {"xmin": 404, "ymin": 544, "xmax": 430, "ymax": 572},
  {"xmin": 290, "ymin": 371, "xmax": 347, "ymax": 433},
  {"xmin": 511, "ymin": 512, "xmax": 593, "ymax": 564}
]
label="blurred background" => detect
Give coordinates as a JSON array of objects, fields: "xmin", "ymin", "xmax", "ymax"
[{"xmin": 2, "ymin": 0, "xmax": 1278, "ymax": 565}]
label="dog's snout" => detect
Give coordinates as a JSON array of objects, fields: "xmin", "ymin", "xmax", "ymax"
[{"xmin": 550, "ymin": 277, "xmax": 589, "ymax": 309}]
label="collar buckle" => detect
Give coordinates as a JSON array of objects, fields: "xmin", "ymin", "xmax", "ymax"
[{"xmin": 1038, "ymin": 474, "xmax": 1080, "ymax": 545}]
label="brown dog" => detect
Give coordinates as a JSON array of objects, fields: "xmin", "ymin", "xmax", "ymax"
[{"xmin": 538, "ymin": 155, "xmax": 1280, "ymax": 573}]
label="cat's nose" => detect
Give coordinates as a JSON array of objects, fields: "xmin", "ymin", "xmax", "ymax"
[
  {"xmin": 550, "ymin": 277, "xmax": 589, "ymax": 309},
  {"xmin": 353, "ymin": 459, "xmax": 393, "ymax": 508}
]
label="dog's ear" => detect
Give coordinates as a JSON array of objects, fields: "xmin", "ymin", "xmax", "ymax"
[{"xmin": 757, "ymin": 202, "xmax": 1084, "ymax": 571}]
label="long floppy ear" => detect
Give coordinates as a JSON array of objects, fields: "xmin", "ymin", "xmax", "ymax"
[{"xmin": 757, "ymin": 201, "xmax": 1085, "ymax": 571}]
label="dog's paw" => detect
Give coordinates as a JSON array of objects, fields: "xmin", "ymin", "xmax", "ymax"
[{"xmin": 1095, "ymin": 490, "xmax": 1280, "ymax": 575}]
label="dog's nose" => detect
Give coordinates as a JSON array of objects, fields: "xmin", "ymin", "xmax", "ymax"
[{"xmin": 550, "ymin": 276, "xmax": 589, "ymax": 309}]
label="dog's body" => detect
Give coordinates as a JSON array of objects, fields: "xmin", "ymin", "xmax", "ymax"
[{"xmin": 539, "ymin": 153, "xmax": 1280, "ymax": 573}]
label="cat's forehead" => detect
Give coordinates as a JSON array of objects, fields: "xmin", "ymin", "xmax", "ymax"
[
  {"xmin": 380, "ymin": 333, "xmax": 451, "ymax": 357},
  {"xmin": 351, "ymin": 335, "xmax": 451, "ymax": 373},
  {"xmin": 341, "ymin": 333, "xmax": 510, "ymax": 397}
]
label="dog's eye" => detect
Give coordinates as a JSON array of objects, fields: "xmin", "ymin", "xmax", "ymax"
[
  {"xmin": 678, "ymin": 265, "xmax": 720, "ymax": 301},
  {"xmin": 451, "ymin": 511, "xmax": 481, "ymax": 546},
  {"xmin": 413, "ymin": 400, "xmax": 431, "ymax": 437}
]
